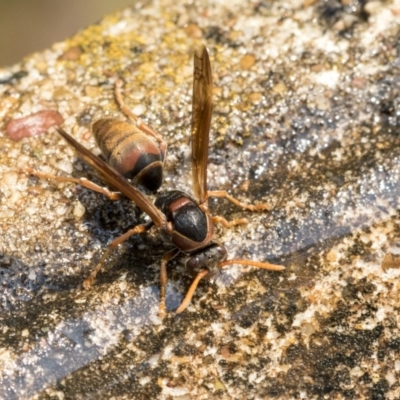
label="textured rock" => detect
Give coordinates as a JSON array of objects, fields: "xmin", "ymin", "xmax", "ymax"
[{"xmin": 1, "ymin": 1, "xmax": 400, "ymax": 398}]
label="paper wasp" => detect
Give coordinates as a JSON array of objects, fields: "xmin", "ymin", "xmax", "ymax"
[{"xmin": 29, "ymin": 46, "xmax": 284, "ymax": 314}]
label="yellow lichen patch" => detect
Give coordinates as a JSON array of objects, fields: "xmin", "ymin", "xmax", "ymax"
[
  {"xmin": 84, "ymin": 86, "xmax": 102, "ymax": 98},
  {"xmin": 326, "ymin": 249, "xmax": 338, "ymax": 263},
  {"xmin": 240, "ymin": 54, "xmax": 256, "ymax": 70},
  {"xmin": 58, "ymin": 23, "xmax": 145, "ymax": 75},
  {"xmin": 213, "ymin": 380, "xmax": 227, "ymax": 392},
  {"xmin": 273, "ymin": 81, "xmax": 287, "ymax": 94},
  {"xmin": 249, "ymin": 92, "xmax": 262, "ymax": 103}
]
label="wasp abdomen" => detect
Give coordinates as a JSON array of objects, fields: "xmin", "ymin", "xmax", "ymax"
[{"xmin": 92, "ymin": 118, "xmax": 163, "ymax": 191}]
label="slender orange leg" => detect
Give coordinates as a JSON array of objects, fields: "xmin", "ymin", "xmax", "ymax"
[
  {"xmin": 208, "ymin": 190, "xmax": 270, "ymax": 211},
  {"xmin": 212, "ymin": 215, "xmax": 248, "ymax": 228},
  {"xmin": 175, "ymin": 260, "xmax": 285, "ymax": 314},
  {"xmin": 219, "ymin": 259, "xmax": 285, "ymax": 271},
  {"xmin": 26, "ymin": 168, "xmax": 123, "ymax": 201},
  {"xmin": 83, "ymin": 221, "xmax": 153, "ymax": 289},
  {"xmin": 176, "ymin": 269, "xmax": 209, "ymax": 314},
  {"xmin": 114, "ymin": 79, "xmax": 167, "ymax": 159},
  {"xmin": 159, "ymin": 248, "xmax": 180, "ymax": 317}
]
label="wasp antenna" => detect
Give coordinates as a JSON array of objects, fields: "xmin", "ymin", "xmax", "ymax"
[{"xmin": 218, "ymin": 259, "xmax": 285, "ymax": 271}]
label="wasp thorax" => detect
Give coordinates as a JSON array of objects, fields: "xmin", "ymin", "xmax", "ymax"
[
  {"xmin": 186, "ymin": 243, "xmax": 227, "ymax": 278},
  {"xmin": 92, "ymin": 118, "xmax": 163, "ymax": 192},
  {"xmin": 155, "ymin": 190, "xmax": 213, "ymax": 252}
]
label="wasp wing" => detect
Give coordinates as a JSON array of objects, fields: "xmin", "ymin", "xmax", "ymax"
[
  {"xmin": 56, "ymin": 127, "xmax": 166, "ymax": 227},
  {"xmin": 191, "ymin": 45, "xmax": 213, "ymax": 205}
]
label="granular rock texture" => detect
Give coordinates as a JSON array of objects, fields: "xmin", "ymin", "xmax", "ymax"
[{"xmin": 1, "ymin": 1, "xmax": 400, "ymax": 398}]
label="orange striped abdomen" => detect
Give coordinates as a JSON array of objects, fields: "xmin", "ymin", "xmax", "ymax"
[{"xmin": 92, "ymin": 118, "xmax": 163, "ymax": 192}]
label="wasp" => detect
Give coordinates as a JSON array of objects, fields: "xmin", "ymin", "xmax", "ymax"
[{"xmin": 29, "ymin": 46, "xmax": 284, "ymax": 314}]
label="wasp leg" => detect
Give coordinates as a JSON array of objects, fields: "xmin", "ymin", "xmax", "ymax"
[
  {"xmin": 212, "ymin": 215, "xmax": 248, "ymax": 228},
  {"xmin": 207, "ymin": 190, "xmax": 271, "ymax": 211},
  {"xmin": 114, "ymin": 79, "xmax": 167, "ymax": 160},
  {"xmin": 219, "ymin": 258, "xmax": 285, "ymax": 271},
  {"xmin": 176, "ymin": 269, "xmax": 209, "ymax": 314},
  {"xmin": 159, "ymin": 248, "xmax": 180, "ymax": 317},
  {"xmin": 26, "ymin": 168, "xmax": 123, "ymax": 201},
  {"xmin": 83, "ymin": 221, "xmax": 154, "ymax": 289}
]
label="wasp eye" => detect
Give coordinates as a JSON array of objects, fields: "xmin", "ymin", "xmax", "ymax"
[{"xmin": 187, "ymin": 256, "xmax": 200, "ymax": 270}]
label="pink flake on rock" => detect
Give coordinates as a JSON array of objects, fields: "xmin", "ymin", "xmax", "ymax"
[{"xmin": 6, "ymin": 110, "xmax": 64, "ymax": 141}]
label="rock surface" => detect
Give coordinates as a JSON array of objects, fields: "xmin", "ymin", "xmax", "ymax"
[{"xmin": 1, "ymin": 1, "xmax": 400, "ymax": 398}]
